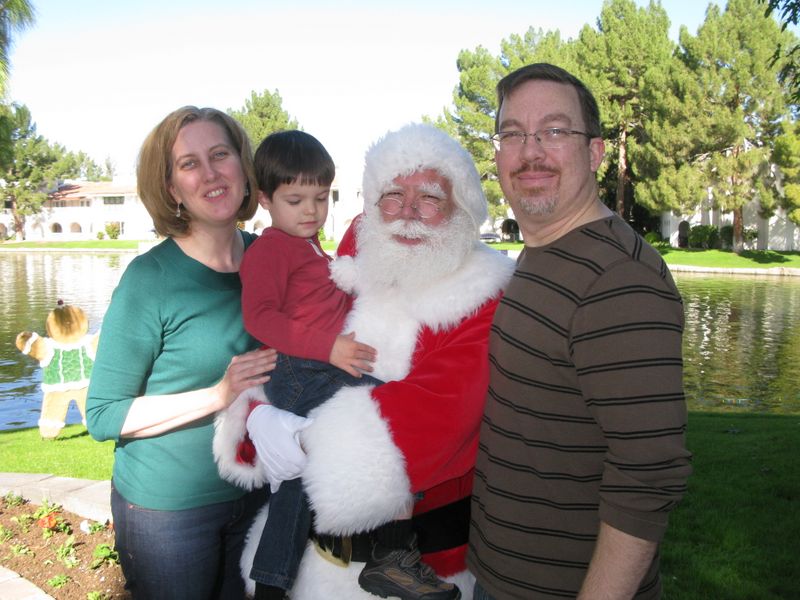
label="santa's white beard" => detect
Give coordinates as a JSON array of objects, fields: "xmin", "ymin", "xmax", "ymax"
[{"xmin": 355, "ymin": 210, "xmax": 476, "ymax": 292}]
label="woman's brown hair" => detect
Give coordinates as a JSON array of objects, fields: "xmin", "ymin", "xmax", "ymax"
[{"xmin": 137, "ymin": 106, "xmax": 258, "ymax": 237}]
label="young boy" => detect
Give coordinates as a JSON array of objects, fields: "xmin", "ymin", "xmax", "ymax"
[{"xmin": 240, "ymin": 130, "xmax": 460, "ymax": 600}]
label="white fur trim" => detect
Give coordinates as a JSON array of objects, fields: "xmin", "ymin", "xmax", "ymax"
[
  {"xmin": 351, "ymin": 242, "xmax": 515, "ymax": 333},
  {"xmin": 40, "ymin": 338, "xmax": 55, "ymax": 368},
  {"xmin": 302, "ymin": 385, "xmax": 412, "ymax": 535},
  {"xmin": 338, "ymin": 244, "xmax": 513, "ymax": 383},
  {"xmin": 342, "ymin": 286, "xmax": 419, "ymax": 382},
  {"xmin": 41, "ymin": 381, "xmax": 90, "ymax": 393},
  {"xmin": 48, "ymin": 337, "xmax": 96, "ymax": 351},
  {"xmin": 407, "ymin": 242, "xmax": 513, "ymax": 331},
  {"xmin": 213, "ymin": 386, "xmax": 268, "ymax": 491},
  {"xmin": 241, "ymin": 502, "xmax": 269, "ymax": 597},
  {"xmin": 21, "ymin": 332, "xmax": 39, "ymax": 355},
  {"xmin": 85, "ymin": 332, "xmax": 98, "ymax": 361},
  {"xmin": 362, "ymin": 124, "xmax": 489, "ymax": 234},
  {"xmin": 329, "ymin": 255, "xmax": 357, "ymax": 294}
]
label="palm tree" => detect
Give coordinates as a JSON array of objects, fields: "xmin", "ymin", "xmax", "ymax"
[{"xmin": 0, "ymin": 0, "xmax": 35, "ymax": 95}]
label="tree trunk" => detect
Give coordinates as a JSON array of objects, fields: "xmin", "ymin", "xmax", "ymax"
[
  {"xmin": 10, "ymin": 198, "xmax": 25, "ymax": 241},
  {"xmin": 732, "ymin": 205, "xmax": 744, "ymax": 254},
  {"xmin": 616, "ymin": 128, "xmax": 628, "ymax": 217}
]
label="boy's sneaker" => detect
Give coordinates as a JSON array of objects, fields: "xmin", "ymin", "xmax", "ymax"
[{"xmin": 357, "ymin": 535, "xmax": 461, "ymax": 600}]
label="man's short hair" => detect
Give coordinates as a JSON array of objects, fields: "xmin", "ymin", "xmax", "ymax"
[
  {"xmin": 254, "ymin": 130, "xmax": 335, "ymax": 199},
  {"xmin": 495, "ymin": 63, "xmax": 602, "ymax": 139}
]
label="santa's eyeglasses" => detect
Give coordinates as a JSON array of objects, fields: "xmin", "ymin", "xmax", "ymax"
[{"xmin": 376, "ymin": 193, "xmax": 443, "ymax": 219}]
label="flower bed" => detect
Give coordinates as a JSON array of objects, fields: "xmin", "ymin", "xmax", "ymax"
[{"xmin": 0, "ymin": 492, "xmax": 128, "ymax": 599}]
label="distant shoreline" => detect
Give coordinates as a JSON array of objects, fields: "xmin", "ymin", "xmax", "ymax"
[
  {"xmin": 667, "ymin": 264, "xmax": 800, "ymax": 277},
  {"xmin": 2, "ymin": 244, "xmax": 799, "ymax": 276}
]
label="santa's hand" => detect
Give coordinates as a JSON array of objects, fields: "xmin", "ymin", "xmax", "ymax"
[{"xmin": 246, "ymin": 404, "xmax": 312, "ymax": 493}]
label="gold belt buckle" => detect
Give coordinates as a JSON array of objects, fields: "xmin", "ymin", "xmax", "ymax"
[{"xmin": 313, "ymin": 536, "xmax": 352, "ymax": 567}]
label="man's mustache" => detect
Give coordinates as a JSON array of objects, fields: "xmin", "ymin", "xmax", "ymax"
[{"xmin": 511, "ymin": 164, "xmax": 559, "ymax": 178}]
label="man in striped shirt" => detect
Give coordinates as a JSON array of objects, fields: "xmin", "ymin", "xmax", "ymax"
[{"xmin": 468, "ymin": 63, "xmax": 692, "ymax": 599}]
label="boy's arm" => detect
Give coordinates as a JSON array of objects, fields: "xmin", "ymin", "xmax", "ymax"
[{"xmin": 240, "ymin": 235, "xmax": 338, "ymax": 362}]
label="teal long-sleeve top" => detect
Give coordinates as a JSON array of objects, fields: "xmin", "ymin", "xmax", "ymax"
[{"xmin": 87, "ymin": 233, "xmax": 259, "ymax": 510}]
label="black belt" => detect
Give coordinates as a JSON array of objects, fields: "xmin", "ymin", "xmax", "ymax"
[{"xmin": 310, "ymin": 496, "xmax": 471, "ymax": 565}]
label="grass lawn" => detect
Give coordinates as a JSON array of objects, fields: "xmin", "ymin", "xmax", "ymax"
[
  {"xmin": 657, "ymin": 247, "xmax": 800, "ymax": 270},
  {"xmin": 1, "ymin": 412, "xmax": 797, "ymax": 598},
  {"xmin": 662, "ymin": 412, "xmax": 799, "ymax": 599},
  {"xmin": 0, "ymin": 425, "xmax": 114, "ymax": 480},
  {"xmin": 491, "ymin": 243, "xmax": 800, "ymax": 270}
]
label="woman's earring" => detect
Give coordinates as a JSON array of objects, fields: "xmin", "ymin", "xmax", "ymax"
[{"xmin": 176, "ymin": 203, "xmax": 182, "ymax": 218}]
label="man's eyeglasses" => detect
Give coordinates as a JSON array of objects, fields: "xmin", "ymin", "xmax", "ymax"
[
  {"xmin": 377, "ymin": 194, "xmax": 443, "ymax": 219},
  {"xmin": 491, "ymin": 128, "xmax": 592, "ymax": 151}
]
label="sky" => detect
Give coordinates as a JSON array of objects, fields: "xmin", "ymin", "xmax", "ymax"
[{"xmin": 8, "ymin": 0, "xmax": 714, "ymax": 189}]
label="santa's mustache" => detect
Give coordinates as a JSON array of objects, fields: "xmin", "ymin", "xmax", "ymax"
[{"xmin": 384, "ymin": 218, "xmax": 433, "ymax": 239}]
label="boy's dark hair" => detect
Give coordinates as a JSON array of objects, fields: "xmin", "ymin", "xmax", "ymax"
[
  {"xmin": 254, "ymin": 130, "xmax": 335, "ymax": 198},
  {"xmin": 495, "ymin": 63, "xmax": 602, "ymax": 139}
]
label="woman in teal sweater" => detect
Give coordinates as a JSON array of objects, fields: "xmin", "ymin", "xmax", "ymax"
[{"xmin": 87, "ymin": 106, "xmax": 277, "ymax": 600}]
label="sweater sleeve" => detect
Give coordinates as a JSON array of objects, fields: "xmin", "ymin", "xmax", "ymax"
[
  {"xmin": 240, "ymin": 234, "xmax": 337, "ymax": 362},
  {"xmin": 571, "ymin": 260, "xmax": 692, "ymax": 542},
  {"xmin": 371, "ymin": 297, "xmax": 500, "ymax": 493},
  {"xmin": 86, "ymin": 256, "xmax": 166, "ymax": 442}
]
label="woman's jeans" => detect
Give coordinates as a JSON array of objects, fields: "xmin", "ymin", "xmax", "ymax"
[
  {"xmin": 251, "ymin": 353, "xmax": 381, "ymax": 589},
  {"xmin": 111, "ymin": 484, "xmax": 267, "ymax": 600}
]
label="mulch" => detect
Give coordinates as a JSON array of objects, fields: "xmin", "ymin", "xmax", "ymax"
[{"xmin": 0, "ymin": 493, "xmax": 129, "ymax": 600}]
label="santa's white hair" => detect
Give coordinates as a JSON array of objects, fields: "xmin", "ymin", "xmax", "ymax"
[{"xmin": 361, "ymin": 123, "xmax": 488, "ymax": 233}]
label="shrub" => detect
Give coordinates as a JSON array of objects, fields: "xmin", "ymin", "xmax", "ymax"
[
  {"xmin": 719, "ymin": 224, "xmax": 758, "ymax": 249},
  {"xmin": 720, "ymin": 224, "xmax": 734, "ymax": 249},
  {"xmin": 688, "ymin": 224, "xmax": 720, "ymax": 249},
  {"xmin": 104, "ymin": 222, "xmax": 121, "ymax": 240},
  {"xmin": 644, "ymin": 231, "xmax": 663, "ymax": 245}
]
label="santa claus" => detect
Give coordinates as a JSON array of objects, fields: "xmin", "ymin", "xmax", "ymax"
[{"xmin": 214, "ymin": 123, "xmax": 515, "ymax": 600}]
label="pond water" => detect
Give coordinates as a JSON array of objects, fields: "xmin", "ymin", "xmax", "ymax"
[
  {"xmin": 0, "ymin": 252, "xmax": 799, "ymax": 431},
  {"xmin": 0, "ymin": 251, "xmax": 135, "ymax": 430},
  {"xmin": 676, "ymin": 272, "xmax": 800, "ymax": 414}
]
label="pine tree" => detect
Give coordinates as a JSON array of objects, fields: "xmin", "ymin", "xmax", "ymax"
[
  {"xmin": 680, "ymin": 0, "xmax": 792, "ymax": 252},
  {"xmin": 771, "ymin": 121, "xmax": 800, "ymax": 223},
  {"xmin": 574, "ymin": 0, "xmax": 674, "ymax": 223},
  {"xmin": 227, "ymin": 89, "xmax": 299, "ymax": 149},
  {"xmin": 441, "ymin": 28, "xmax": 575, "ymax": 225},
  {"xmin": 2, "ymin": 105, "xmax": 94, "ymax": 240}
]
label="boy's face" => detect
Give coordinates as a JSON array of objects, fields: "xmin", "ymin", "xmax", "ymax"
[{"xmin": 260, "ymin": 180, "xmax": 331, "ymax": 238}]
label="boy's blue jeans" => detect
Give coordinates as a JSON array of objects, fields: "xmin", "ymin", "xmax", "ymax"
[{"xmin": 250, "ymin": 353, "xmax": 382, "ymax": 589}]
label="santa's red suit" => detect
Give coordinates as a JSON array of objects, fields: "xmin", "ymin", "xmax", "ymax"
[{"xmin": 214, "ymin": 124, "xmax": 515, "ymax": 599}]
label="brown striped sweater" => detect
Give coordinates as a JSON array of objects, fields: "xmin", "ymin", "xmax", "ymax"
[{"xmin": 468, "ymin": 215, "xmax": 692, "ymax": 599}]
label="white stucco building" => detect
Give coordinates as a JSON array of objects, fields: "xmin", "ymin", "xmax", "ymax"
[
  {"xmin": 1, "ymin": 173, "xmax": 366, "ymax": 243},
  {"xmin": 660, "ymin": 201, "xmax": 799, "ymax": 251}
]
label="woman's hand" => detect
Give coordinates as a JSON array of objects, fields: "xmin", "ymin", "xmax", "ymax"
[
  {"xmin": 119, "ymin": 347, "xmax": 277, "ymax": 438},
  {"xmin": 214, "ymin": 347, "xmax": 277, "ymax": 410}
]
